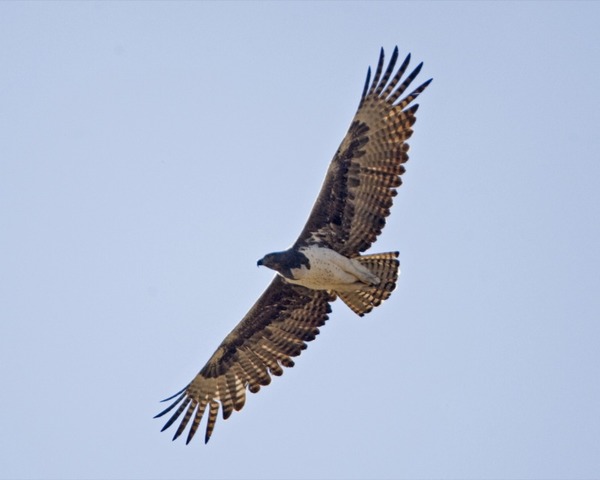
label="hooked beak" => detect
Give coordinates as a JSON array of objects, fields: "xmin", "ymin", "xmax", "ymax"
[{"xmin": 257, "ymin": 258, "xmax": 264, "ymax": 267}]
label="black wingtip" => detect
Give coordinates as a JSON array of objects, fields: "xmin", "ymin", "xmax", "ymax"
[
  {"xmin": 360, "ymin": 66, "xmax": 372, "ymax": 103},
  {"xmin": 154, "ymin": 403, "xmax": 175, "ymax": 419},
  {"xmin": 414, "ymin": 77, "xmax": 434, "ymax": 96},
  {"xmin": 154, "ymin": 390, "xmax": 187, "ymax": 421},
  {"xmin": 414, "ymin": 61, "xmax": 424, "ymax": 75},
  {"xmin": 159, "ymin": 385, "xmax": 188, "ymax": 403}
]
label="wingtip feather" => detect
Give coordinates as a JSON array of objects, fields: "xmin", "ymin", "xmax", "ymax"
[{"xmin": 159, "ymin": 385, "xmax": 188, "ymax": 403}]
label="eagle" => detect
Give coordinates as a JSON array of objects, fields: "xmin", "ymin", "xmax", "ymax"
[{"xmin": 156, "ymin": 46, "xmax": 431, "ymax": 444}]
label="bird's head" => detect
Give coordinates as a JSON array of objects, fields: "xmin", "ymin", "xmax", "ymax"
[
  {"xmin": 257, "ymin": 252, "xmax": 283, "ymax": 272},
  {"xmin": 257, "ymin": 249, "xmax": 309, "ymax": 280}
]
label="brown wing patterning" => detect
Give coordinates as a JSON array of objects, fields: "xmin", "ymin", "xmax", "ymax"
[
  {"xmin": 155, "ymin": 277, "xmax": 334, "ymax": 443},
  {"xmin": 295, "ymin": 47, "xmax": 431, "ymax": 255}
]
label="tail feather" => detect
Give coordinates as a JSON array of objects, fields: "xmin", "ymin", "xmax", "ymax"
[{"xmin": 337, "ymin": 252, "xmax": 400, "ymax": 316}]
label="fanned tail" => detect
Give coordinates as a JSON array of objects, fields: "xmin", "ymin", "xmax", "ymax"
[{"xmin": 336, "ymin": 252, "xmax": 400, "ymax": 316}]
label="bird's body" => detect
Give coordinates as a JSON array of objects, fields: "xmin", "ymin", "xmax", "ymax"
[
  {"xmin": 259, "ymin": 245, "xmax": 384, "ymax": 292},
  {"xmin": 156, "ymin": 46, "xmax": 431, "ymax": 444}
]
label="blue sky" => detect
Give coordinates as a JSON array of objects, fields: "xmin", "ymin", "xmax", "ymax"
[{"xmin": 1, "ymin": 2, "xmax": 599, "ymax": 479}]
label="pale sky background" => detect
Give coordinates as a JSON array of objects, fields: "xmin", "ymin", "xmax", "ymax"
[{"xmin": 1, "ymin": 2, "xmax": 599, "ymax": 479}]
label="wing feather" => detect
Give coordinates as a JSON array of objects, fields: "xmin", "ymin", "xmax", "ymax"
[
  {"xmin": 381, "ymin": 52, "xmax": 411, "ymax": 99},
  {"xmin": 366, "ymin": 47, "xmax": 385, "ymax": 97},
  {"xmin": 374, "ymin": 46, "xmax": 399, "ymax": 96},
  {"xmin": 294, "ymin": 46, "xmax": 431, "ymax": 255},
  {"xmin": 156, "ymin": 276, "xmax": 334, "ymax": 443},
  {"xmin": 187, "ymin": 397, "xmax": 208, "ymax": 444},
  {"xmin": 173, "ymin": 399, "xmax": 196, "ymax": 440}
]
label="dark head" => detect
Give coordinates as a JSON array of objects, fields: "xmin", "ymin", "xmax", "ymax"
[
  {"xmin": 257, "ymin": 248, "xmax": 310, "ymax": 279},
  {"xmin": 257, "ymin": 252, "xmax": 283, "ymax": 270}
]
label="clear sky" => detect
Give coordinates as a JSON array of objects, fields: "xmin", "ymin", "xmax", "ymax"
[{"xmin": 1, "ymin": 2, "xmax": 599, "ymax": 479}]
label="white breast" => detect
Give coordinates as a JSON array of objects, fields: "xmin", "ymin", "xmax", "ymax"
[{"xmin": 286, "ymin": 246, "xmax": 379, "ymax": 292}]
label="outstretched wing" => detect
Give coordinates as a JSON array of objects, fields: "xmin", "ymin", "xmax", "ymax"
[
  {"xmin": 155, "ymin": 276, "xmax": 334, "ymax": 444},
  {"xmin": 295, "ymin": 46, "xmax": 432, "ymax": 256}
]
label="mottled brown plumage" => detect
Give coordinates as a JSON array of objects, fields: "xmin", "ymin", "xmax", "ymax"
[
  {"xmin": 156, "ymin": 46, "xmax": 431, "ymax": 443},
  {"xmin": 156, "ymin": 277, "xmax": 333, "ymax": 444},
  {"xmin": 296, "ymin": 47, "xmax": 431, "ymax": 255}
]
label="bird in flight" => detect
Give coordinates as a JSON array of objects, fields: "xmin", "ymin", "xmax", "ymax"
[{"xmin": 156, "ymin": 46, "xmax": 431, "ymax": 444}]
